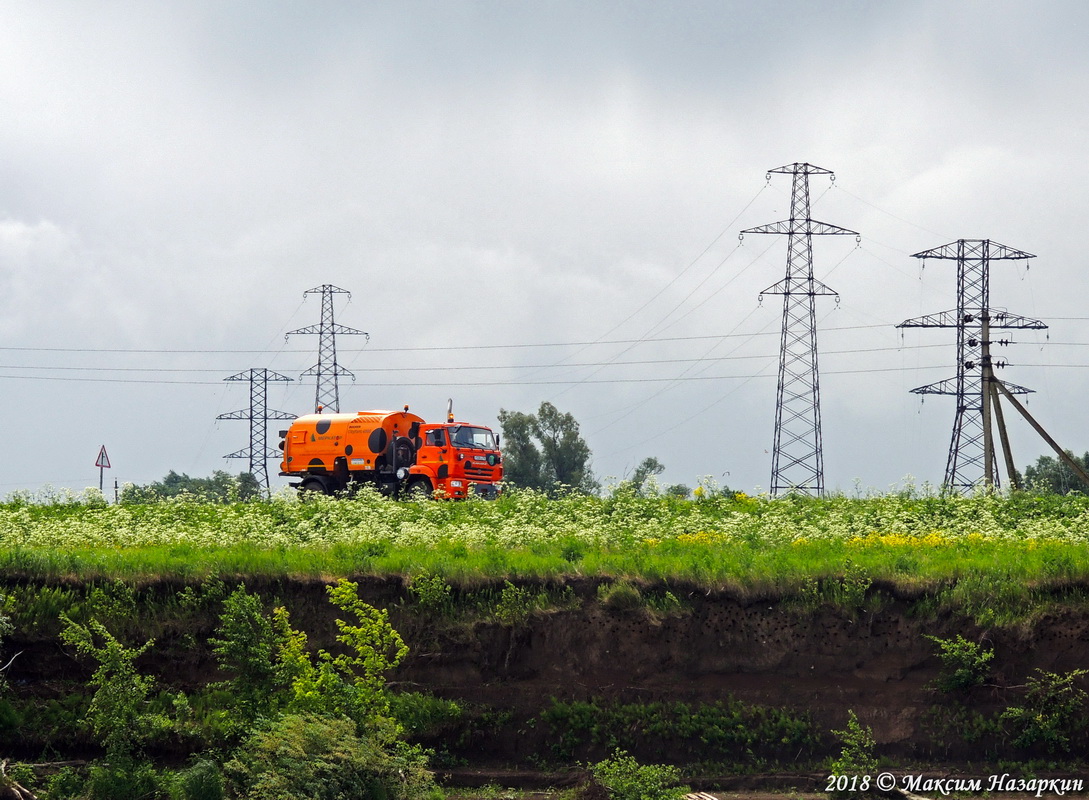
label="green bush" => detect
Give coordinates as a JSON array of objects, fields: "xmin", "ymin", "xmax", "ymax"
[
  {"xmin": 494, "ymin": 581, "xmax": 536, "ymax": 626},
  {"xmin": 86, "ymin": 759, "xmax": 162, "ymax": 800},
  {"xmin": 588, "ymin": 748, "xmax": 688, "ymax": 800},
  {"xmin": 59, "ymin": 616, "xmax": 168, "ymax": 761},
  {"xmin": 410, "ymin": 571, "xmax": 455, "ymax": 616},
  {"xmin": 540, "ymin": 697, "xmax": 816, "ymax": 765},
  {"xmin": 222, "ymin": 713, "xmax": 442, "ymax": 800},
  {"xmin": 925, "ymin": 634, "xmax": 994, "ymax": 692},
  {"xmin": 45, "ymin": 766, "xmax": 86, "ymax": 799},
  {"xmin": 1001, "ymin": 668, "xmax": 1089, "ymax": 753},
  {"xmin": 208, "ymin": 584, "xmax": 281, "ymax": 728},
  {"xmin": 179, "ymin": 758, "xmax": 224, "ymax": 800},
  {"xmin": 389, "ymin": 691, "xmax": 463, "ymax": 738},
  {"xmin": 829, "ymin": 710, "xmax": 877, "ymax": 796}
]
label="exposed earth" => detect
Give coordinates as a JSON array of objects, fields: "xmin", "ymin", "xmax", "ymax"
[{"xmin": 7, "ymin": 576, "xmax": 1089, "ymax": 792}]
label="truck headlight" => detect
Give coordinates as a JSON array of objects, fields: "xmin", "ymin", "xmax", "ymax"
[
  {"xmin": 396, "ymin": 467, "xmax": 409, "ymax": 480},
  {"xmin": 450, "ymin": 480, "xmax": 463, "ymax": 488}
]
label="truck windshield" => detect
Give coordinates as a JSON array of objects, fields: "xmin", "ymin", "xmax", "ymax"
[{"xmin": 449, "ymin": 426, "xmax": 495, "ymax": 450}]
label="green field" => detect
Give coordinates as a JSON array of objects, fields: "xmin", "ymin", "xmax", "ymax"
[{"xmin": 5, "ymin": 486, "xmax": 1089, "ymax": 621}]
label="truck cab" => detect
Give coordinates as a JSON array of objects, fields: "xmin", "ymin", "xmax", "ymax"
[{"xmin": 413, "ymin": 422, "xmax": 503, "ymax": 499}]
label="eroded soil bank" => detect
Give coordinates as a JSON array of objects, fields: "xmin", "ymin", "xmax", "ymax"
[{"xmin": 6, "ymin": 576, "xmax": 1089, "ymax": 771}]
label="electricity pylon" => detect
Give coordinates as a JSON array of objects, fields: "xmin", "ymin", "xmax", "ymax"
[
  {"xmin": 218, "ymin": 369, "xmax": 296, "ymax": 491},
  {"xmin": 287, "ymin": 285, "xmax": 368, "ymax": 412},
  {"xmin": 897, "ymin": 239, "xmax": 1046, "ymax": 492},
  {"xmin": 741, "ymin": 162, "xmax": 858, "ymax": 497}
]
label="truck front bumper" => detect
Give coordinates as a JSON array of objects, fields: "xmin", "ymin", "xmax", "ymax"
[{"xmin": 471, "ymin": 482, "xmax": 500, "ymax": 500}]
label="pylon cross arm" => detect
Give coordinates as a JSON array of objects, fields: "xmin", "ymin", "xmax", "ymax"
[
  {"xmin": 742, "ymin": 220, "xmax": 857, "ymax": 236},
  {"xmin": 216, "ymin": 409, "xmax": 251, "ymax": 420},
  {"xmin": 911, "ymin": 239, "xmax": 1035, "ymax": 261}
]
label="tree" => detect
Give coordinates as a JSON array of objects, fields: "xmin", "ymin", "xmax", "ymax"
[
  {"xmin": 495, "ymin": 409, "xmax": 547, "ymax": 490},
  {"xmin": 1023, "ymin": 451, "xmax": 1089, "ymax": 495},
  {"xmin": 630, "ymin": 456, "xmax": 665, "ymax": 495},
  {"xmin": 497, "ymin": 402, "xmax": 598, "ymax": 493},
  {"xmin": 119, "ymin": 470, "xmax": 261, "ymax": 503}
]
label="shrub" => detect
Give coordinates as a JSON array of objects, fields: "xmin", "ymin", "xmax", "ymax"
[
  {"xmin": 829, "ymin": 710, "xmax": 877, "ymax": 792},
  {"xmin": 925, "ymin": 634, "xmax": 994, "ymax": 692},
  {"xmin": 410, "ymin": 571, "xmax": 454, "ymax": 616},
  {"xmin": 179, "ymin": 758, "xmax": 224, "ymax": 800},
  {"xmin": 210, "ymin": 579, "xmax": 408, "ymax": 730},
  {"xmin": 388, "ymin": 691, "xmax": 463, "ymax": 738},
  {"xmin": 494, "ymin": 581, "xmax": 536, "ymax": 626},
  {"xmin": 222, "ymin": 713, "xmax": 442, "ymax": 800},
  {"xmin": 86, "ymin": 759, "xmax": 162, "ymax": 800},
  {"xmin": 59, "ymin": 616, "xmax": 167, "ymax": 761},
  {"xmin": 1001, "ymin": 668, "xmax": 1089, "ymax": 753},
  {"xmin": 540, "ymin": 697, "xmax": 816, "ymax": 765},
  {"xmin": 45, "ymin": 766, "xmax": 86, "ymax": 799},
  {"xmin": 587, "ymin": 748, "xmax": 688, "ymax": 800},
  {"xmin": 208, "ymin": 584, "xmax": 280, "ymax": 727}
]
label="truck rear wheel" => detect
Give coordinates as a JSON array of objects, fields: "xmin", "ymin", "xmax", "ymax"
[{"xmin": 299, "ymin": 478, "xmax": 328, "ymax": 496}]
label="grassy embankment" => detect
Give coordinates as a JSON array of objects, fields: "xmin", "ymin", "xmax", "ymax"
[
  {"xmin": 3, "ymin": 486, "xmax": 1089, "ymax": 623},
  {"xmin": 4, "ymin": 486, "xmax": 1089, "ymax": 793}
]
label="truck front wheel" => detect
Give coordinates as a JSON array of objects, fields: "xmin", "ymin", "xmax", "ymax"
[{"xmin": 404, "ymin": 478, "xmax": 433, "ymax": 500}]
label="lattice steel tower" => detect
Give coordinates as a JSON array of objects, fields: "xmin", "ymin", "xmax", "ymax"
[
  {"xmin": 897, "ymin": 239, "xmax": 1046, "ymax": 492},
  {"xmin": 287, "ymin": 285, "xmax": 368, "ymax": 412},
  {"xmin": 218, "ymin": 369, "xmax": 296, "ymax": 491},
  {"xmin": 741, "ymin": 162, "xmax": 858, "ymax": 497}
]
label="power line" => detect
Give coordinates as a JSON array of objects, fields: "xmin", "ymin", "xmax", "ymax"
[
  {"xmin": 0, "ymin": 322, "xmax": 919, "ymax": 357},
  {"xmin": 588, "ymin": 183, "xmax": 770, "ymax": 344},
  {"xmin": 834, "ymin": 184, "xmax": 953, "ymax": 241},
  {"xmin": 0, "ymin": 342, "xmax": 957, "ymax": 378},
  {"xmin": 0, "ymin": 362, "xmax": 958, "ymax": 388}
]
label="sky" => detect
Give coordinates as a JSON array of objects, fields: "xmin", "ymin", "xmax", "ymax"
[{"xmin": 1, "ymin": 0, "xmax": 1087, "ymax": 497}]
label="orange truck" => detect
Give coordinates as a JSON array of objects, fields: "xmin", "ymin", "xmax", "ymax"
[{"xmin": 278, "ymin": 405, "xmax": 502, "ymax": 499}]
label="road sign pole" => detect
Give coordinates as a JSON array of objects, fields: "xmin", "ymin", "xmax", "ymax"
[{"xmin": 94, "ymin": 446, "xmax": 111, "ymax": 495}]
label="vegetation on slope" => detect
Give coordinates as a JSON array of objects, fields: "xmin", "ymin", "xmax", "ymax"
[{"xmin": 3, "ymin": 485, "xmax": 1089, "ymax": 620}]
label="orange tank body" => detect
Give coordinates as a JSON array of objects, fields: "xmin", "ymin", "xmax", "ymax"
[{"xmin": 279, "ymin": 408, "xmax": 503, "ymax": 499}]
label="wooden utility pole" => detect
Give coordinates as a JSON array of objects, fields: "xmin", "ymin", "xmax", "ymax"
[
  {"xmin": 993, "ymin": 379, "xmax": 1089, "ymax": 492},
  {"xmin": 981, "ymin": 313, "xmax": 994, "ymax": 487},
  {"xmin": 989, "ymin": 383, "xmax": 1020, "ymax": 490}
]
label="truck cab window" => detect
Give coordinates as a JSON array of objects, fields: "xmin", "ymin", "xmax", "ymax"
[{"xmin": 450, "ymin": 426, "xmax": 494, "ymax": 449}]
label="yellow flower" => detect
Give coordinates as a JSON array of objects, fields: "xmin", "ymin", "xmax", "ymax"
[{"xmin": 676, "ymin": 530, "xmax": 725, "ymax": 545}]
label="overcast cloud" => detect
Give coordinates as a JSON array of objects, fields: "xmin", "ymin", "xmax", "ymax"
[{"xmin": 1, "ymin": 1, "xmax": 1086, "ymax": 495}]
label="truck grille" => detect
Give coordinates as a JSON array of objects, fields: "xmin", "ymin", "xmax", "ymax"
[{"xmin": 464, "ymin": 463, "xmax": 497, "ymax": 480}]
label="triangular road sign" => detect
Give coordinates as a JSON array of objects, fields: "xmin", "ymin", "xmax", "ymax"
[{"xmin": 95, "ymin": 445, "xmax": 111, "ymax": 469}]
